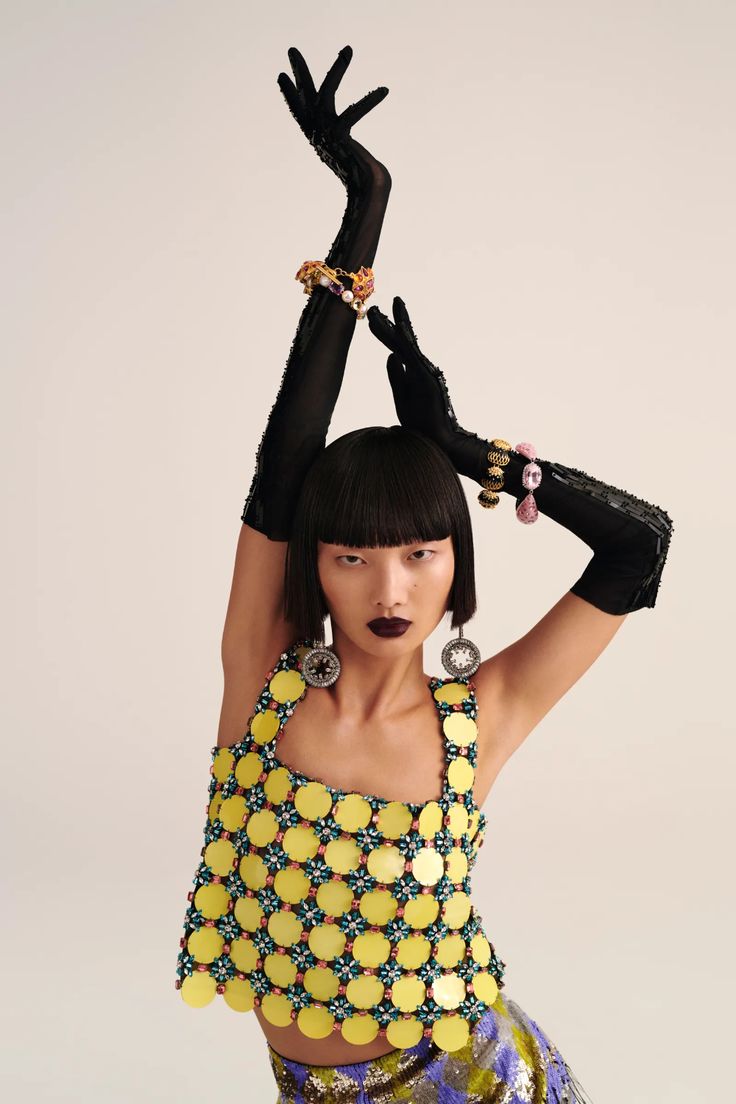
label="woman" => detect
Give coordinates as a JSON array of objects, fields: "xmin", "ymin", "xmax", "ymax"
[{"xmin": 175, "ymin": 46, "xmax": 673, "ymax": 1103}]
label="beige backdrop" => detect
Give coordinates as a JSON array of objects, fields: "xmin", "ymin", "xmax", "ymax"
[{"xmin": 4, "ymin": 2, "xmax": 733, "ymax": 1101}]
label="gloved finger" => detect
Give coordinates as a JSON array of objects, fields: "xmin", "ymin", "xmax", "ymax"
[
  {"xmin": 287, "ymin": 46, "xmax": 318, "ymax": 102},
  {"xmin": 317, "ymin": 45, "xmax": 353, "ymax": 113},
  {"xmin": 277, "ymin": 72, "xmax": 306, "ymax": 127},
  {"xmin": 367, "ymin": 304, "xmax": 400, "ymax": 352},
  {"xmin": 385, "ymin": 353, "xmax": 408, "ymax": 414},
  {"xmin": 392, "ymin": 296, "xmax": 420, "ymax": 346},
  {"xmin": 340, "ymin": 86, "xmax": 389, "ymax": 132}
]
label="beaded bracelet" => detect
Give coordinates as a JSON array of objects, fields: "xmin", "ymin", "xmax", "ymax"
[
  {"xmin": 478, "ymin": 438, "xmax": 544, "ymax": 524},
  {"xmin": 515, "ymin": 441, "xmax": 543, "ymax": 524},
  {"xmin": 295, "ymin": 260, "xmax": 375, "ymax": 319},
  {"xmin": 477, "ymin": 438, "xmax": 511, "ymax": 509}
]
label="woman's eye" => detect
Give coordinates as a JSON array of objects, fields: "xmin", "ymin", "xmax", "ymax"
[
  {"xmin": 338, "ymin": 555, "xmax": 363, "ymax": 565},
  {"xmin": 410, "ymin": 550, "xmax": 435, "ymax": 561}
]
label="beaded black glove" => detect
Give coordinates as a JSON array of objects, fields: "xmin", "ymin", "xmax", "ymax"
[
  {"xmin": 241, "ymin": 46, "xmax": 392, "ymax": 540},
  {"xmin": 367, "ymin": 296, "xmax": 674, "ymax": 614}
]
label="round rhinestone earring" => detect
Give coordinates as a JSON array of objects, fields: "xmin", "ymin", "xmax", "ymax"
[
  {"xmin": 301, "ymin": 632, "xmax": 341, "ymax": 687},
  {"xmin": 441, "ymin": 625, "xmax": 481, "ymax": 678}
]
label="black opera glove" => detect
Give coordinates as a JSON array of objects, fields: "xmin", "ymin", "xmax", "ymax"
[
  {"xmin": 367, "ymin": 296, "xmax": 674, "ymax": 615},
  {"xmin": 241, "ymin": 47, "xmax": 392, "ymax": 541}
]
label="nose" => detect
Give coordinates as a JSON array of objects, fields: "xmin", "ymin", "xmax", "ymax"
[{"xmin": 372, "ymin": 560, "xmax": 412, "ymax": 614}]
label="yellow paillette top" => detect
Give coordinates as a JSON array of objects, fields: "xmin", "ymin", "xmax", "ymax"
[{"xmin": 175, "ymin": 639, "xmax": 506, "ymax": 1054}]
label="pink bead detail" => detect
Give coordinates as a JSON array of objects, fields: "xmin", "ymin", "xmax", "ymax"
[
  {"xmin": 318, "ymin": 844, "xmax": 326, "ymax": 855},
  {"xmin": 515, "ymin": 441, "xmax": 537, "ymax": 460},
  {"xmin": 516, "ymin": 493, "xmax": 539, "ymax": 524},
  {"xmin": 216, "ymin": 983, "xmax": 226, "ymax": 994},
  {"xmin": 275, "ymin": 831, "xmax": 284, "ymax": 842},
  {"xmin": 338, "ymin": 984, "xmax": 347, "ymax": 994},
  {"xmin": 265, "ymin": 874, "xmax": 274, "ymax": 885}
]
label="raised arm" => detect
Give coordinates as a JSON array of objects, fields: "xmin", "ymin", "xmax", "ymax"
[
  {"xmin": 220, "ymin": 46, "xmax": 391, "ymax": 697},
  {"xmin": 367, "ymin": 296, "xmax": 674, "ymax": 774}
]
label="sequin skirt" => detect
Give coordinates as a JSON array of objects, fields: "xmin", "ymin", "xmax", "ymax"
[{"xmin": 267, "ymin": 991, "xmax": 594, "ymax": 1103}]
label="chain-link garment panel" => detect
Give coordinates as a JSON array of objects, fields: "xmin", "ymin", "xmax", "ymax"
[{"xmin": 175, "ymin": 641, "xmax": 506, "ymax": 1055}]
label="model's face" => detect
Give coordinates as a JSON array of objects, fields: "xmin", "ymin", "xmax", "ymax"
[{"xmin": 317, "ymin": 536, "xmax": 456, "ymax": 654}]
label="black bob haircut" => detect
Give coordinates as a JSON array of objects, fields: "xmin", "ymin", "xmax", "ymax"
[{"xmin": 284, "ymin": 426, "xmax": 477, "ymax": 641}]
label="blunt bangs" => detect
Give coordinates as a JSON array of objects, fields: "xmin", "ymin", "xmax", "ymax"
[{"xmin": 283, "ymin": 426, "xmax": 477, "ymax": 641}]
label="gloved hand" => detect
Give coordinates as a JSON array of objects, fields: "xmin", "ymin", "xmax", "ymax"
[
  {"xmin": 242, "ymin": 46, "xmax": 392, "ymax": 541},
  {"xmin": 367, "ymin": 296, "xmax": 674, "ymax": 614}
]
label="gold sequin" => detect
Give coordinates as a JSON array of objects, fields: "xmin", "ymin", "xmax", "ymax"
[
  {"xmin": 352, "ymin": 931, "xmax": 391, "ymax": 968},
  {"xmin": 431, "ymin": 1014, "xmax": 470, "ymax": 1051},
  {"xmin": 180, "ymin": 971, "xmax": 217, "ymax": 1008},
  {"xmin": 203, "ymin": 838, "xmax": 237, "ymax": 876},
  {"xmin": 403, "ymin": 894, "xmax": 439, "ymax": 929},
  {"xmin": 366, "ymin": 844, "xmax": 405, "ymax": 884},
  {"xmin": 294, "ymin": 781, "xmax": 333, "ymax": 821},
  {"xmin": 187, "ymin": 926, "xmax": 223, "ymax": 963},
  {"xmin": 264, "ymin": 766, "xmax": 291, "ymax": 804},
  {"xmin": 386, "ymin": 1016, "xmax": 423, "ymax": 1048},
  {"xmin": 442, "ymin": 891, "xmax": 472, "ymax": 930},
  {"xmin": 269, "ymin": 669, "xmax": 306, "ymax": 704},
  {"xmin": 250, "ymin": 710, "xmax": 280, "ymax": 745},
  {"xmin": 418, "ymin": 801, "xmax": 443, "ymax": 838},
  {"xmin": 473, "ymin": 970, "xmax": 499, "ymax": 1004},
  {"xmin": 443, "ymin": 712, "xmax": 477, "ymax": 747},
  {"xmin": 315, "ymin": 879, "xmax": 353, "ymax": 916},
  {"xmin": 395, "ymin": 933, "xmax": 431, "ymax": 969},
  {"xmin": 245, "ymin": 808, "xmax": 279, "ymax": 847},
  {"xmin": 264, "ymin": 953, "xmax": 297, "ymax": 988},
  {"xmin": 333, "ymin": 793, "xmax": 372, "ymax": 831},
  {"xmin": 303, "ymin": 966, "xmax": 339, "ymax": 1001},
  {"xmin": 235, "ymin": 751, "xmax": 263, "ymax": 788},
  {"xmin": 433, "ymin": 682, "xmax": 469, "ymax": 705},
  {"xmin": 261, "ymin": 992, "xmax": 293, "ymax": 1027},
  {"xmin": 230, "ymin": 937, "xmax": 258, "ymax": 973},
  {"xmin": 193, "ymin": 883, "xmax": 231, "ymax": 920},
  {"xmin": 432, "ymin": 972, "xmax": 466, "ymax": 1009},
  {"xmin": 268, "ymin": 910, "xmax": 303, "ymax": 946},
  {"xmin": 223, "ymin": 976, "xmax": 254, "ymax": 1012},
  {"xmin": 282, "ymin": 825, "xmax": 320, "ymax": 862},
  {"xmin": 447, "ymin": 803, "xmax": 470, "ymax": 837},
  {"xmin": 345, "ymin": 974, "xmax": 384, "ymax": 1008},
  {"xmin": 412, "ymin": 847, "xmax": 444, "ymax": 886},
  {"xmin": 273, "ymin": 867, "xmax": 310, "ymax": 904},
  {"xmin": 470, "ymin": 932, "xmax": 492, "ymax": 966},
  {"xmin": 445, "ymin": 847, "xmax": 469, "ymax": 882},
  {"xmin": 376, "ymin": 801, "xmax": 413, "ymax": 838},
  {"xmin": 359, "ymin": 889, "xmax": 397, "ymax": 925},
  {"xmin": 212, "ymin": 747, "xmax": 235, "ymax": 781},
  {"xmin": 234, "ymin": 895, "xmax": 264, "ymax": 932},
  {"xmin": 391, "ymin": 976, "xmax": 426, "ymax": 1012},
  {"xmin": 324, "ymin": 837, "xmax": 361, "ymax": 874},
  {"xmin": 240, "ymin": 853, "xmax": 268, "ymax": 890},
  {"xmin": 341, "ymin": 1014, "xmax": 379, "ymax": 1045},
  {"xmin": 307, "ymin": 924, "xmax": 346, "ymax": 961},
  {"xmin": 218, "ymin": 794, "xmax": 248, "ymax": 832},
  {"xmin": 447, "ymin": 756, "xmax": 474, "ymax": 794}
]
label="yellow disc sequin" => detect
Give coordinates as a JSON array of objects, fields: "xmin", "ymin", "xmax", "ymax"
[
  {"xmin": 294, "ymin": 781, "xmax": 333, "ymax": 821},
  {"xmin": 218, "ymin": 794, "xmax": 249, "ymax": 832},
  {"xmin": 403, "ymin": 894, "xmax": 439, "ymax": 929},
  {"xmin": 443, "ymin": 712, "xmax": 477, "ymax": 747},
  {"xmin": 376, "ymin": 801, "xmax": 413, "ymax": 838},
  {"xmin": 352, "ymin": 931, "xmax": 391, "ymax": 968},
  {"xmin": 442, "ymin": 891, "xmax": 472, "ymax": 930},
  {"xmin": 273, "ymin": 867, "xmax": 310, "ymax": 904},
  {"xmin": 269, "ymin": 669, "xmax": 306, "ymax": 704},
  {"xmin": 264, "ymin": 953, "xmax": 297, "ymax": 988},
  {"xmin": 194, "ymin": 883, "xmax": 231, "ymax": 920},
  {"xmin": 303, "ymin": 966, "xmax": 339, "ymax": 1001},
  {"xmin": 470, "ymin": 932, "xmax": 491, "ymax": 966},
  {"xmin": 223, "ymin": 976, "xmax": 254, "ymax": 1012},
  {"xmin": 346, "ymin": 975, "xmax": 384, "ymax": 1009},
  {"xmin": 203, "ymin": 838, "xmax": 237, "ymax": 877},
  {"xmin": 282, "ymin": 825, "xmax": 320, "ymax": 862},
  {"xmin": 250, "ymin": 710, "xmax": 280, "ymax": 745},
  {"xmin": 212, "ymin": 747, "xmax": 235, "ymax": 782},
  {"xmin": 268, "ymin": 911, "xmax": 303, "ymax": 947},
  {"xmin": 418, "ymin": 801, "xmax": 443, "ymax": 838},
  {"xmin": 433, "ymin": 682, "xmax": 469, "ymax": 705},
  {"xmin": 316, "ymin": 879, "xmax": 353, "ymax": 916},
  {"xmin": 261, "ymin": 992, "xmax": 293, "ymax": 1027},
  {"xmin": 446, "ymin": 847, "xmax": 469, "ymax": 883},
  {"xmin": 447, "ymin": 803, "xmax": 470, "ymax": 837},
  {"xmin": 180, "ymin": 971, "xmax": 217, "ymax": 1008},
  {"xmin": 208, "ymin": 792, "xmax": 223, "ymax": 822},
  {"xmin": 308, "ymin": 924, "xmax": 346, "ymax": 961},
  {"xmin": 234, "ymin": 895, "xmax": 264, "ymax": 932},
  {"xmin": 431, "ymin": 1014, "xmax": 470, "ymax": 1052},
  {"xmin": 412, "ymin": 847, "xmax": 444, "ymax": 886},
  {"xmin": 433, "ymin": 972, "xmax": 466, "ymax": 1010},
  {"xmin": 435, "ymin": 934, "xmax": 465, "ymax": 968},
  {"xmin": 240, "ymin": 853, "xmax": 268, "ymax": 890},
  {"xmin": 324, "ymin": 837, "xmax": 361, "ymax": 874},
  {"xmin": 366, "ymin": 845, "xmax": 405, "ymax": 884},
  {"xmin": 264, "ymin": 766, "xmax": 291, "ymax": 804},
  {"xmin": 235, "ymin": 751, "xmax": 264, "ymax": 788},
  {"xmin": 395, "ymin": 934, "xmax": 431, "ymax": 969},
  {"xmin": 245, "ymin": 809, "xmax": 279, "ymax": 847},
  {"xmin": 341, "ymin": 1014, "xmax": 379, "ymax": 1045},
  {"xmin": 386, "ymin": 1016, "xmax": 424, "ymax": 1048},
  {"xmin": 391, "ymin": 976, "xmax": 426, "ymax": 1012},
  {"xmin": 359, "ymin": 890, "xmax": 397, "ymax": 925},
  {"xmin": 333, "ymin": 793, "xmax": 372, "ymax": 831},
  {"xmin": 447, "ymin": 756, "xmax": 474, "ymax": 794},
  {"xmin": 187, "ymin": 926, "xmax": 223, "ymax": 964},
  {"xmin": 297, "ymin": 1005, "xmax": 335, "ymax": 1039},
  {"xmin": 473, "ymin": 971, "xmax": 499, "ymax": 1004},
  {"xmin": 468, "ymin": 809, "xmax": 480, "ymax": 839},
  {"xmin": 230, "ymin": 937, "xmax": 258, "ymax": 973}
]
